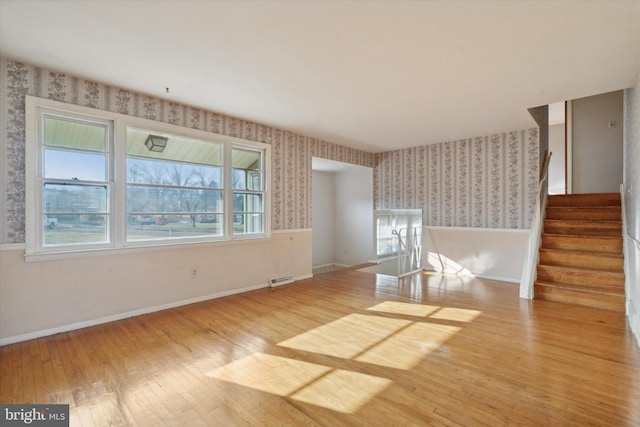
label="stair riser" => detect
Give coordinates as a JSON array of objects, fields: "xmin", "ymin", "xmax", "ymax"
[
  {"xmin": 534, "ymin": 285, "xmax": 625, "ymax": 312},
  {"xmin": 541, "ymin": 235, "xmax": 622, "ymax": 253},
  {"xmin": 537, "ymin": 192, "xmax": 625, "ymax": 311},
  {"xmin": 545, "ymin": 209, "xmax": 621, "ymax": 221},
  {"xmin": 536, "ymin": 266, "xmax": 624, "ymax": 288},
  {"xmin": 543, "ymin": 223, "xmax": 622, "ymax": 237},
  {"xmin": 539, "ymin": 251, "xmax": 623, "ymax": 271},
  {"xmin": 547, "ymin": 193, "xmax": 621, "ymax": 207}
]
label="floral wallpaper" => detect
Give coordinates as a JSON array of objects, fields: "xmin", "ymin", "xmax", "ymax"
[
  {"xmin": 0, "ymin": 57, "xmax": 541, "ymax": 244},
  {"xmin": 374, "ymin": 129, "xmax": 539, "ymax": 229},
  {"xmin": 0, "ymin": 58, "xmax": 375, "ymax": 243}
]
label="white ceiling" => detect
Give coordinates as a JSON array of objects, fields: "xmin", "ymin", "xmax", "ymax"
[{"xmin": 1, "ymin": 1, "xmax": 639, "ymax": 153}]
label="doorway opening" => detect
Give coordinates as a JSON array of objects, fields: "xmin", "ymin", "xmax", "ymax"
[{"xmin": 311, "ymin": 158, "xmax": 373, "ymax": 275}]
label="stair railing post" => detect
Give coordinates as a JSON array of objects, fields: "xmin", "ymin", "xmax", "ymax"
[{"xmin": 520, "ymin": 151, "xmax": 552, "ymax": 299}]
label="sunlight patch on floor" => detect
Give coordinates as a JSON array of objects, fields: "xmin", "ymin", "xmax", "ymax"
[
  {"xmin": 209, "ymin": 301, "xmax": 481, "ymax": 414},
  {"xmin": 367, "ymin": 301, "xmax": 441, "ymax": 317},
  {"xmin": 278, "ymin": 313, "xmax": 411, "ymax": 359},
  {"xmin": 355, "ymin": 322, "xmax": 461, "ymax": 369},
  {"xmin": 279, "ymin": 307, "xmax": 471, "ymax": 370},
  {"xmin": 290, "ymin": 368, "xmax": 392, "ymax": 413},
  {"xmin": 208, "ymin": 353, "xmax": 331, "ymax": 396},
  {"xmin": 430, "ymin": 307, "xmax": 482, "ymax": 322},
  {"xmin": 207, "ymin": 352, "xmax": 391, "ymax": 413}
]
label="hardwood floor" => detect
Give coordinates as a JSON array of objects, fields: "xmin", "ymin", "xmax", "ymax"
[{"xmin": 1, "ymin": 269, "xmax": 639, "ymax": 426}]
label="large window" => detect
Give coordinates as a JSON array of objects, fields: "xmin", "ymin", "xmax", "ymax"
[
  {"xmin": 232, "ymin": 148, "xmax": 264, "ymax": 235},
  {"xmin": 26, "ymin": 96, "xmax": 270, "ymax": 257},
  {"xmin": 41, "ymin": 114, "xmax": 112, "ymax": 247},
  {"xmin": 126, "ymin": 127, "xmax": 225, "ymax": 241}
]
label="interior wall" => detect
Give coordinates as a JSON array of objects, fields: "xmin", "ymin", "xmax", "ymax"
[
  {"xmin": 572, "ymin": 90, "xmax": 624, "ymax": 193},
  {"xmin": 0, "ymin": 57, "xmax": 373, "ymax": 344},
  {"xmin": 0, "ymin": 231, "xmax": 311, "ymax": 344},
  {"xmin": 623, "ymin": 71, "xmax": 640, "ymax": 346},
  {"xmin": 423, "ymin": 226, "xmax": 529, "ymax": 283},
  {"xmin": 528, "ymin": 104, "xmax": 549, "ymax": 170},
  {"xmin": 374, "ymin": 128, "xmax": 539, "ymax": 229},
  {"xmin": 311, "ymin": 170, "xmax": 335, "ymax": 268},
  {"xmin": 548, "ymin": 124, "xmax": 566, "ymax": 194},
  {"xmin": 334, "ymin": 165, "xmax": 374, "ymax": 266}
]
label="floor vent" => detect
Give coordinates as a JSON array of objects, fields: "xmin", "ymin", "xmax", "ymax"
[{"xmin": 269, "ymin": 275, "xmax": 294, "ymax": 287}]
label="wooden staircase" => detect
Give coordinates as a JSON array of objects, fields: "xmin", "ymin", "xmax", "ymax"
[{"xmin": 534, "ymin": 192, "xmax": 625, "ymax": 312}]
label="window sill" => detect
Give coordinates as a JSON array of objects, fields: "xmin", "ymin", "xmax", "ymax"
[{"xmin": 24, "ymin": 234, "xmax": 271, "ymax": 262}]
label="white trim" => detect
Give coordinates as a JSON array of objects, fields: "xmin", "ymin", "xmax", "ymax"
[
  {"xmin": 474, "ymin": 273, "xmax": 520, "ymax": 284},
  {"xmin": 423, "ymin": 267, "xmax": 520, "ymax": 284},
  {"xmin": 0, "ymin": 272, "xmax": 313, "ymax": 346},
  {"xmin": 0, "ymin": 243, "xmax": 25, "ymax": 251},
  {"xmin": 566, "ymin": 100, "xmax": 573, "ymax": 193},
  {"xmin": 425, "ymin": 225, "xmax": 529, "ymax": 234},
  {"xmin": 312, "ymin": 262, "xmax": 350, "ymax": 269},
  {"xmin": 22, "ymin": 229, "xmax": 312, "ymax": 261},
  {"xmin": 24, "ymin": 234, "xmax": 273, "ymax": 262},
  {"xmin": 272, "ymin": 228, "xmax": 311, "ymax": 234},
  {"xmin": 24, "ymin": 95, "xmax": 271, "ymax": 259}
]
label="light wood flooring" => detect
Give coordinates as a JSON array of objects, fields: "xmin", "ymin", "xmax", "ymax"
[{"xmin": 1, "ymin": 269, "xmax": 639, "ymax": 426}]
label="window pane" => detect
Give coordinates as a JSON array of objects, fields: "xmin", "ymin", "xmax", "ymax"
[
  {"xmin": 128, "ymin": 158, "xmax": 222, "ymax": 188},
  {"xmin": 127, "ymin": 128, "xmax": 222, "ymax": 166},
  {"xmin": 231, "ymin": 168, "xmax": 246, "ymax": 190},
  {"xmin": 233, "ymin": 213, "xmax": 264, "ymax": 235},
  {"xmin": 232, "ymin": 148, "xmax": 260, "ymax": 170},
  {"xmin": 233, "ymin": 193, "xmax": 264, "ymax": 235},
  {"xmin": 44, "ymin": 116, "xmax": 107, "ymax": 152},
  {"xmin": 43, "ymin": 214, "xmax": 108, "ymax": 246},
  {"xmin": 232, "ymin": 148, "xmax": 262, "ymax": 191},
  {"xmin": 247, "ymin": 170, "xmax": 261, "ymax": 191},
  {"xmin": 44, "ymin": 182, "xmax": 108, "ymax": 214},
  {"xmin": 127, "ymin": 186, "xmax": 222, "ymax": 215},
  {"xmin": 233, "ymin": 193, "xmax": 263, "ymax": 212},
  {"xmin": 232, "ymin": 169, "xmax": 263, "ymax": 191},
  {"xmin": 44, "ymin": 149, "xmax": 107, "ymax": 181},
  {"xmin": 127, "ymin": 214, "xmax": 223, "ymax": 241}
]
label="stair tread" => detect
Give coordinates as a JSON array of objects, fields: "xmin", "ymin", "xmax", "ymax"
[
  {"xmin": 546, "ymin": 206, "xmax": 621, "ymax": 210},
  {"xmin": 542, "ymin": 233, "xmax": 622, "ymax": 240},
  {"xmin": 537, "ymin": 192, "xmax": 625, "ymax": 312},
  {"xmin": 539, "ymin": 248, "xmax": 623, "ymax": 258},
  {"xmin": 535, "ymin": 280, "xmax": 625, "ymax": 296},
  {"xmin": 537, "ymin": 264, "xmax": 625, "ymax": 278},
  {"xmin": 544, "ymin": 219, "xmax": 622, "ymax": 225}
]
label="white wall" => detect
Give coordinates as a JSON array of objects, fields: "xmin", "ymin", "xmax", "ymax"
[
  {"xmin": 623, "ymin": 72, "xmax": 640, "ymax": 347},
  {"xmin": 423, "ymin": 226, "xmax": 529, "ymax": 283},
  {"xmin": 312, "ymin": 171, "xmax": 336, "ymax": 267},
  {"xmin": 0, "ymin": 230, "xmax": 312, "ymax": 344},
  {"xmin": 312, "ymin": 159, "xmax": 373, "ymax": 269},
  {"xmin": 572, "ymin": 91, "xmax": 624, "ymax": 193},
  {"xmin": 548, "ymin": 123, "xmax": 566, "ymax": 194},
  {"xmin": 334, "ymin": 166, "xmax": 374, "ymax": 266}
]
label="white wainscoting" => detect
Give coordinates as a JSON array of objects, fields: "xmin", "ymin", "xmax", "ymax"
[
  {"xmin": 0, "ymin": 230, "xmax": 312, "ymax": 345},
  {"xmin": 423, "ymin": 226, "xmax": 529, "ymax": 283}
]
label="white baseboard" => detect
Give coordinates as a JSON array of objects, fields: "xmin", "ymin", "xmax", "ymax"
[{"xmin": 423, "ymin": 267, "xmax": 520, "ymax": 284}]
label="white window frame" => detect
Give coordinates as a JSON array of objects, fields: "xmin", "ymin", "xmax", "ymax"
[{"xmin": 25, "ymin": 96, "xmax": 271, "ymax": 260}]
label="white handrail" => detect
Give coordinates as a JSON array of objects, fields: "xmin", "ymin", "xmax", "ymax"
[
  {"xmin": 519, "ymin": 151, "xmax": 552, "ymax": 299},
  {"xmin": 394, "ymin": 226, "xmax": 423, "ymax": 277}
]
